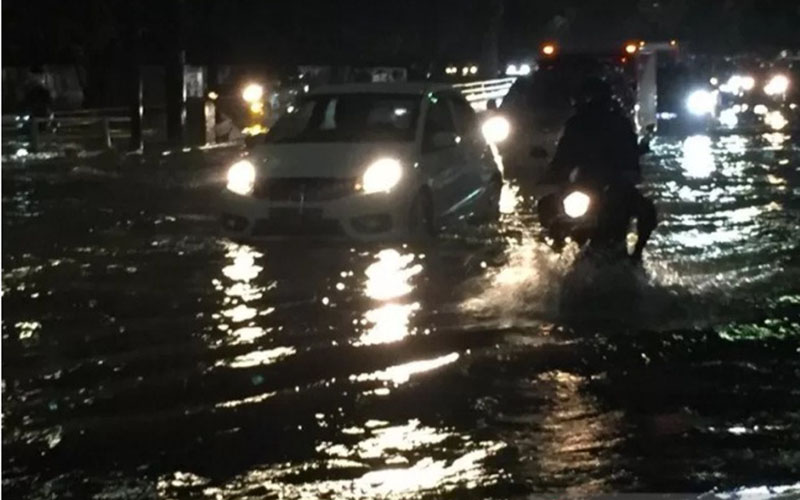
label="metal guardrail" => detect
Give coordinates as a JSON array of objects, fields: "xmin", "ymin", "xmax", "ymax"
[
  {"xmin": 2, "ymin": 109, "xmax": 133, "ymax": 153},
  {"xmin": 454, "ymin": 77, "xmax": 517, "ymax": 110}
]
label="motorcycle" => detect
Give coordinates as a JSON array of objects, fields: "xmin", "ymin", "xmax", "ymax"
[{"xmin": 536, "ymin": 168, "xmax": 635, "ymax": 261}]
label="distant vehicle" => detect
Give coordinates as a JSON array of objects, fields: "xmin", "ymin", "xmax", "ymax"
[
  {"xmin": 220, "ymin": 83, "xmax": 502, "ymax": 241},
  {"xmin": 497, "ymin": 49, "xmax": 652, "ymax": 178}
]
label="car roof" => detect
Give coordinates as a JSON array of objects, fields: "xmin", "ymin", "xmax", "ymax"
[{"xmin": 307, "ymin": 82, "xmax": 455, "ymax": 96}]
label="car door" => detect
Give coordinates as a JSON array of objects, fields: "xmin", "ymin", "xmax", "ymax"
[{"xmin": 418, "ymin": 93, "xmax": 469, "ymax": 218}]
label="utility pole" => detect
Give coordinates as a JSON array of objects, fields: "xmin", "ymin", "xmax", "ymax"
[
  {"xmin": 128, "ymin": 26, "xmax": 143, "ymax": 153},
  {"xmin": 165, "ymin": 0, "xmax": 186, "ymax": 147},
  {"xmin": 481, "ymin": 0, "xmax": 504, "ymax": 78}
]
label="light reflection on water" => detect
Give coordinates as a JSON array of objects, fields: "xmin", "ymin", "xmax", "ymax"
[
  {"xmin": 350, "ymin": 352, "xmax": 460, "ymax": 386},
  {"xmin": 358, "ymin": 248, "xmax": 423, "ymax": 346},
  {"xmin": 3, "ymin": 134, "xmax": 800, "ymax": 498},
  {"xmin": 360, "ymin": 302, "xmax": 420, "ymax": 345},
  {"xmin": 533, "ymin": 370, "xmax": 619, "ymax": 495},
  {"xmin": 763, "ymin": 132, "xmax": 789, "ymax": 149},
  {"xmin": 682, "ymin": 135, "xmax": 715, "ymax": 178},
  {"xmin": 217, "ymin": 242, "xmax": 270, "ymax": 344},
  {"xmin": 192, "ymin": 420, "xmax": 505, "ymax": 500},
  {"xmin": 318, "ymin": 419, "xmax": 448, "ymax": 460},
  {"xmin": 364, "ymin": 249, "xmax": 422, "ymax": 301},
  {"xmin": 217, "ymin": 346, "xmax": 296, "ymax": 369}
]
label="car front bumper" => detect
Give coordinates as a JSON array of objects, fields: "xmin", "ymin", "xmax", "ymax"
[{"xmin": 219, "ymin": 189, "xmax": 413, "ymax": 241}]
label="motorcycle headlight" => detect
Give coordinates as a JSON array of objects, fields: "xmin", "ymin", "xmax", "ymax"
[
  {"xmin": 563, "ymin": 191, "xmax": 591, "ymax": 219},
  {"xmin": 361, "ymin": 158, "xmax": 403, "ymax": 194},
  {"xmin": 481, "ymin": 116, "xmax": 511, "ymax": 144},
  {"xmin": 227, "ymin": 160, "xmax": 256, "ymax": 196}
]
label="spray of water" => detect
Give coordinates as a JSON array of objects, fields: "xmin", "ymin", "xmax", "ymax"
[
  {"xmin": 460, "ymin": 231, "xmax": 574, "ymax": 327},
  {"xmin": 459, "ymin": 227, "xmax": 771, "ymax": 331}
]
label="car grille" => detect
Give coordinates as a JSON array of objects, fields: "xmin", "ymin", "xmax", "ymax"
[{"xmin": 252, "ymin": 177, "xmax": 356, "ymax": 202}]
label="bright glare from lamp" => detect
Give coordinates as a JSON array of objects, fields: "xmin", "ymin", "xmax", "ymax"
[
  {"xmin": 753, "ymin": 104, "xmax": 768, "ymax": 115},
  {"xmin": 227, "ymin": 160, "xmax": 256, "ymax": 196},
  {"xmin": 625, "ymin": 43, "xmax": 637, "ymax": 54},
  {"xmin": 519, "ymin": 64, "xmax": 532, "ymax": 75},
  {"xmin": 469, "ymin": 65, "xmax": 478, "ymax": 75},
  {"xmin": 249, "ymin": 101, "xmax": 265, "ymax": 114},
  {"xmin": 481, "ymin": 116, "xmax": 510, "ymax": 144},
  {"xmin": 563, "ymin": 191, "xmax": 590, "ymax": 219},
  {"xmin": 505, "ymin": 64, "xmax": 518, "ymax": 76},
  {"xmin": 686, "ymin": 89, "xmax": 716, "ymax": 116},
  {"xmin": 362, "ymin": 158, "xmax": 403, "ymax": 194},
  {"xmin": 242, "ymin": 83, "xmax": 264, "ymax": 103},
  {"xmin": 764, "ymin": 75, "xmax": 789, "ymax": 96}
]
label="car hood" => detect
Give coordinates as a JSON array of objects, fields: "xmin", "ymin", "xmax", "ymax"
[{"xmin": 249, "ymin": 142, "xmax": 416, "ymax": 179}]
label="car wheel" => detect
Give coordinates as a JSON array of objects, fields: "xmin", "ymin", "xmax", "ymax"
[{"xmin": 408, "ymin": 190, "xmax": 436, "ymax": 239}]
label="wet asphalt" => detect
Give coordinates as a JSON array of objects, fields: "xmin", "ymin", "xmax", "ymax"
[{"xmin": 2, "ymin": 134, "xmax": 800, "ymax": 498}]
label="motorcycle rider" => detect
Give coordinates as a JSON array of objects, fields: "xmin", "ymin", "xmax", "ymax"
[{"xmin": 542, "ymin": 76, "xmax": 656, "ymax": 262}]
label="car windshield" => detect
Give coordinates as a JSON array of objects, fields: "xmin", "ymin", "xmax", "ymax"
[{"xmin": 266, "ymin": 93, "xmax": 420, "ymax": 143}]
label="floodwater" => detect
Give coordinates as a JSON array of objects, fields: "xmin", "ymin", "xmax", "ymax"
[{"xmin": 2, "ymin": 135, "xmax": 800, "ymax": 499}]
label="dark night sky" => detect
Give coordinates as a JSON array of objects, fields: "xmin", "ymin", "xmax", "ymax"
[{"xmin": 3, "ymin": 0, "xmax": 800, "ymax": 68}]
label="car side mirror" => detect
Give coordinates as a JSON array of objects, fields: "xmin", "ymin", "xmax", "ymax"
[{"xmin": 431, "ymin": 131, "xmax": 460, "ymax": 150}]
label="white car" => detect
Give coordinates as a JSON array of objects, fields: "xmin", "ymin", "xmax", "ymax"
[{"xmin": 220, "ymin": 83, "xmax": 502, "ymax": 241}]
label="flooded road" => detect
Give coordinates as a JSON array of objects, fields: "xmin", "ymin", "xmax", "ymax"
[{"xmin": 3, "ymin": 135, "xmax": 800, "ymax": 498}]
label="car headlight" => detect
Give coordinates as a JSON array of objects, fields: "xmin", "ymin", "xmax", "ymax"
[
  {"xmin": 764, "ymin": 74, "xmax": 789, "ymax": 96},
  {"xmin": 686, "ymin": 89, "xmax": 716, "ymax": 116},
  {"xmin": 563, "ymin": 191, "xmax": 591, "ymax": 219},
  {"xmin": 242, "ymin": 83, "xmax": 264, "ymax": 103},
  {"xmin": 361, "ymin": 158, "xmax": 403, "ymax": 194},
  {"xmin": 227, "ymin": 160, "xmax": 256, "ymax": 196},
  {"xmin": 481, "ymin": 115, "xmax": 511, "ymax": 144}
]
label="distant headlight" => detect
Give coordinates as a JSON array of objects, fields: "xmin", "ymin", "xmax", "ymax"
[
  {"xmin": 242, "ymin": 83, "xmax": 264, "ymax": 103},
  {"xmin": 227, "ymin": 160, "xmax": 256, "ymax": 196},
  {"xmin": 764, "ymin": 74, "xmax": 790, "ymax": 96},
  {"xmin": 563, "ymin": 191, "xmax": 591, "ymax": 219},
  {"xmin": 686, "ymin": 89, "xmax": 716, "ymax": 116},
  {"xmin": 481, "ymin": 115, "xmax": 511, "ymax": 144},
  {"xmin": 361, "ymin": 158, "xmax": 403, "ymax": 194}
]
